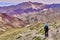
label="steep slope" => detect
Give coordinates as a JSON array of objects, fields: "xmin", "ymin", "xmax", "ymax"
[{"xmin": 0, "ymin": 13, "xmax": 26, "ymax": 31}]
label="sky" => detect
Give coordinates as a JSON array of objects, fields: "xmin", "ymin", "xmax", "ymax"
[
  {"xmin": 0, "ymin": 2, "xmax": 18, "ymax": 6},
  {"xmin": 0, "ymin": 0, "xmax": 60, "ymax": 6}
]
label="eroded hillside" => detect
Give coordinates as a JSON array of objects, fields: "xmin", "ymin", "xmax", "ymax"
[
  {"xmin": 0, "ymin": 2, "xmax": 60, "ymax": 40},
  {"xmin": 0, "ymin": 22, "xmax": 60, "ymax": 40}
]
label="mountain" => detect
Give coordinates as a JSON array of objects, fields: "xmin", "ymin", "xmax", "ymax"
[
  {"xmin": 0, "ymin": 2, "xmax": 60, "ymax": 15},
  {"xmin": 0, "ymin": 2, "xmax": 60, "ymax": 40},
  {"xmin": 0, "ymin": 13, "xmax": 26, "ymax": 31},
  {"xmin": 0, "ymin": 2, "xmax": 44, "ymax": 15},
  {"xmin": 0, "ymin": 2, "xmax": 60, "ymax": 30}
]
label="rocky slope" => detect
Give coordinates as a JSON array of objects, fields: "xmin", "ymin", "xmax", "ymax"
[
  {"xmin": 0, "ymin": 2, "xmax": 60, "ymax": 24},
  {"xmin": 0, "ymin": 2, "xmax": 60, "ymax": 31},
  {"xmin": 0, "ymin": 13, "xmax": 26, "ymax": 31},
  {"xmin": 0, "ymin": 22, "xmax": 60, "ymax": 40},
  {"xmin": 0, "ymin": 2, "xmax": 60, "ymax": 40}
]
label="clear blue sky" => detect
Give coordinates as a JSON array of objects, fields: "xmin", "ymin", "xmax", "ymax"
[{"xmin": 0, "ymin": 0, "xmax": 60, "ymax": 6}]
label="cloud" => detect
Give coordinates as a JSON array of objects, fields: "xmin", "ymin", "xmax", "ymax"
[{"xmin": 0, "ymin": 0, "xmax": 60, "ymax": 4}]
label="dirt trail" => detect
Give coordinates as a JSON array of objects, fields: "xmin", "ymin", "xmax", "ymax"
[
  {"xmin": 47, "ymin": 29, "xmax": 54, "ymax": 40},
  {"xmin": 46, "ymin": 27, "xmax": 59, "ymax": 40}
]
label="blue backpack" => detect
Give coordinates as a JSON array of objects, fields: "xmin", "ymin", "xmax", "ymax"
[{"xmin": 45, "ymin": 23, "xmax": 48, "ymax": 28}]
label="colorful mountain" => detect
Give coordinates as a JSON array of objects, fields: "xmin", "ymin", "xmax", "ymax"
[{"xmin": 0, "ymin": 2, "xmax": 60, "ymax": 30}]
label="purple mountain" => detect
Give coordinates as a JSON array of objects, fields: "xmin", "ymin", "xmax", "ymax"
[{"xmin": 0, "ymin": 2, "xmax": 60, "ymax": 15}]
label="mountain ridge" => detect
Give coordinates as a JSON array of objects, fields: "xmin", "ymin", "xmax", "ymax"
[
  {"xmin": 0, "ymin": 2, "xmax": 60, "ymax": 15},
  {"xmin": 0, "ymin": 2, "xmax": 60, "ymax": 30}
]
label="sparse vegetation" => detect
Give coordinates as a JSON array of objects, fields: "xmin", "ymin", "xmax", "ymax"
[
  {"xmin": 0, "ymin": 23, "xmax": 45, "ymax": 40},
  {"xmin": 32, "ymin": 36, "xmax": 41, "ymax": 40},
  {"xmin": 0, "ymin": 21, "xmax": 60, "ymax": 40}
]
